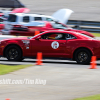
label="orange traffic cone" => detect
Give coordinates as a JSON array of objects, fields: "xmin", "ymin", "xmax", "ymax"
[
  {"xmin": 89, "ymin": 56, "xmax": 97, "ymax": 69},
  {"xmin": 34, "ymin": 31, "xmax": 40, "ymax": 36},
  {"xmin": 36, "ymin": 52, "xmax": 43, "ymax": 65}
]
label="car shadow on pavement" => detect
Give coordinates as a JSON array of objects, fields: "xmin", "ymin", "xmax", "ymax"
[
  {"xmin": 0, "ymin": 59, "xmax": 78, "ymax": 65},
  {"xmin": 19, "ymin": 60, "xmax": 100, "ymax": 66},
  {"xmin": 1, "ymin": 58, "xmax": 100, "ymax": 66},
  {"xmin": 22, "ymin": 60, "xmax": 84, "ymax": 65}
]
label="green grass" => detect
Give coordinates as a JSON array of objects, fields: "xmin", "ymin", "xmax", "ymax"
[
  {"xmin": 0, "ymin": 64, "xmax": 32, "ymax": 75},
  {"xmin": 73, "ymin": 94, "xmax": 100, "ymax": 100},
  {"xmin": 92, "ymin": 33, "xmax": 100, "ymax": 37}
]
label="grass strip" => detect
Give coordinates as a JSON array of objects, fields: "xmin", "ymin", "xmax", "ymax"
[
  {"xmin": 92, "ymin": 33, "xmax": 100, "ymax": 37},
  {"xmin": 73, "ymin": 94, "xmax": 100, "ymax": 100},
  {"xmin": 0, "ymin": 64, "xmax": 32, "ymax": 75}
]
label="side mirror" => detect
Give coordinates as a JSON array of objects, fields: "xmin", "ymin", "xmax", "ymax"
[{"xmin": 35, "ymin": 36, "xmax": 41, "ymax": 40}]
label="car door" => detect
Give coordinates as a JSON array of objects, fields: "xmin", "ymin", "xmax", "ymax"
[{"xmin": 31, "ymin": 32, "xmax": 69, "ymax": 58}]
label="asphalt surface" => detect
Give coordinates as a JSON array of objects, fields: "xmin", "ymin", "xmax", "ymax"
[
  {"xmin": 0, "ymin": 58, "xmax": 100, "ymax": 100},
  {"xmin": 1, "ymin": 0, "xmax": 100, "ymax": 99},
  {"xmin": 19, "ymin": 0, "xmax": 100, "ymax": 21}
]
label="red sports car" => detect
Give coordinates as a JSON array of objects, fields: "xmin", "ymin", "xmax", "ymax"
[
  {"xmin": 0, "ymin": 30, "xmax": 99, "ymax": 64},
  {"xmin": 10, "ymin": 21, "xmax": 94, "ymax": 38}
]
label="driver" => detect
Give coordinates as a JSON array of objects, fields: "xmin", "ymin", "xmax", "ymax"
[
  {"xmin": 55, "ymin": 34, "xmax": 63, "ymax": 39},
  {"xmin": 47, "ymin": 34, "xmax": 63, "ymax": 39}
]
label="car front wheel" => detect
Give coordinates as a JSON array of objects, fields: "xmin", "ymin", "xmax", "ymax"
[{"xmin": 5, "ymin": 45, "xmax": 22, "ymax": 61}]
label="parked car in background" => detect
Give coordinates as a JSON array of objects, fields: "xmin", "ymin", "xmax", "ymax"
[
  {"xmin": 0, "ymin": 30, "xmax": 99, "ymax": 64},
  {"xmin": 9, "ymin": 21, "xmax": 94, "ymax": 37},
  {"xmin": 1, "ymin": 9, "xmax": 73, "ymax": 35},
  {"xmin": 1, "ymin": 13, "xmax": 58, "ymax": 35},
  {"xmin": 0, "ymin": 8, "xmax": 30, "ymax": 32},
  {"xmin": 0, "ymin": 17, "xmax": 4, "ymax": 30}
]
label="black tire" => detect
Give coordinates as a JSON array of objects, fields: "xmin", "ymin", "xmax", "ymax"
[
  {"xmin": 5, "ymin": 45, "xmax": 22, "ymax": 61},
  {"xmin": 75, "ymin": 49, "xmax": 91, "ymax": 64},
  {"xmin": 19, "ymin": 58, "xmax": 24, "ymax": 61}
]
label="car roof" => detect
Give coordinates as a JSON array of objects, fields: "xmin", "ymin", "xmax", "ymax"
[
  {"xmin": 34, "ymin": 30, "xmax": 94, "ymax": 40},
  {"xmin": 35, "ymin": 30, "xmax": 78, "ymax": 37},
  {"xmin": 42, "ymin": 30, "xmax": 77, "ymax": 34},
  {"xmin": 9, "ymin": 13, "xmax": 55, "ymax": 19}
]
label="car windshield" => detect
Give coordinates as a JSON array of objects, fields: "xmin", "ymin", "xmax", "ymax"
[
  {"xmin": 28, "ymin": 32, "xmax": 43, "ymax": 39},
  {"xmin": 51, "ymin": 22, "xmax": 67, "ymax": 29}
]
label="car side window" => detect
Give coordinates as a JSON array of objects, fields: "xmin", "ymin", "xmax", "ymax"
[
  {"xmin": 34, "ymin": 17, "xmax": 42, "ymax": 21},
  {"xmin": 41, "ymin": 33, "xmax": 66, "ymax": 40},
  {"xmin": 65, "ymin": 34, "xmax": 76, "ymax": 40},
  {"xmin": 23, "ymin": 16, "xmax": 30, "ymax": 22},
  {"xmin": 51, "ymin": 22, "xmax": 67, "ymax": 29},
  {"xmin": 8, "ymin": 14, "xmax": 17, "ymax": 22},
  {"xmin": 46, "ymin": 18, "xmax": 54, "ymax": 21}
]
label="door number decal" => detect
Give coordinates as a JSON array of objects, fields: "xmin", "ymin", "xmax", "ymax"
[{"xmin": 51, "ymin": 41, "xmax": 59, "ymax": 49}]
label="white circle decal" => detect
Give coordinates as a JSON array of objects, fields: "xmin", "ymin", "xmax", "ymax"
[{"xmin": 51, "ymin": 41, "xmax": 59, "ymax": 49}]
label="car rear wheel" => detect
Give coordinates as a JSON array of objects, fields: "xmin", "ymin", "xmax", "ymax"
[
  {"xmin": 75, "ymin": 49, "xmax": 91, "ymax": 64},
  {"xmin": 5, "ymin": 45, "xmax": 22, "ymax": 61}
]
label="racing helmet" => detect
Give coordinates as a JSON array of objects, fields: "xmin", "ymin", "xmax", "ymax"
[{"xmin": 55, "ymin": 34, "xmax": 63, "ymax": 39}]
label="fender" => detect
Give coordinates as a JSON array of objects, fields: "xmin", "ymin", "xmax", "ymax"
[
  {"xmin": 71, "ymin": 43, "xmax": 94, "ymax": 58},
  {"xmin": 3, "ymin": 40, "xmax": 24, "ymax": 51}
]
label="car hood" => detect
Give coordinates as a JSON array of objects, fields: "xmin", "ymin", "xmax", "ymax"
[{"xmin": 52, "ymin": 9, "xmax": 73, "ymax": 24}]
